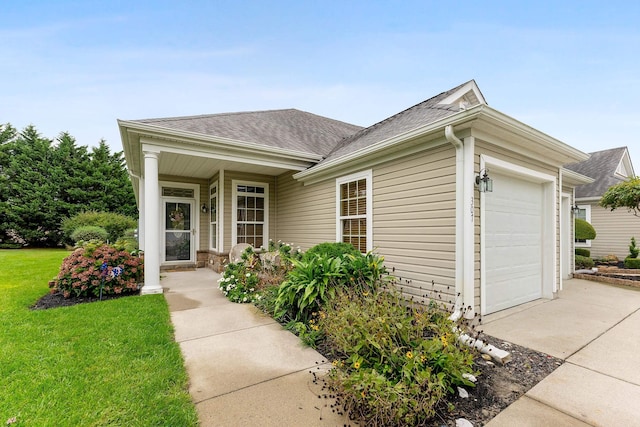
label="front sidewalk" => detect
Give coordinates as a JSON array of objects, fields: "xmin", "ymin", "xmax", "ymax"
[{"xmin": 162, "ymin": 269, "xmax": 349, "ymax": 426}]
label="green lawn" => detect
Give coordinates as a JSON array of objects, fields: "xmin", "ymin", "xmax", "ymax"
[{"xmin": 0, "ymin": 249, "xmax": 198, "ymax": 426}]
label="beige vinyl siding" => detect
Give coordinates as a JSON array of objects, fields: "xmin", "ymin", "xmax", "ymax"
[
  {"xmin": 158, "ymin": 174, "xmax": 208, "ymax": 251},
  {"xmin": 589, "ymin": 204, "xmax": 640, "ymax": 259},
  {"xmin": 275, "ymin": 171, "xmax": 335, "ymax": 250},
  {"xmin": 373, "ymin": 144, "xmax": 457, "ymax": 305},
  {"xmin": 223, "ymin": 171, "xmax": 276, "ymax": 251}
]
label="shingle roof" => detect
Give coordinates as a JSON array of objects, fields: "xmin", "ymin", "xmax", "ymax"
[
  {"xmin": 318, "ymin": 81, "xmax": 476, "ymax": 164},
  {"xmin": 129, "ymin": 80, "xmax": 481, "ymax": 164},
  {"xmin": 132, "ymin": 109, "xmax": 363, "ymax": 156},
  {"xmin": 564, "ymin": 147, "xmax": 629, "ymax": 198}
]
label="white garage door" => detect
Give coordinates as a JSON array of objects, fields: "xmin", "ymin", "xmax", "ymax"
[{"xmin": 485, "ymin": 172, "xmax": 543, "ymax": 314}]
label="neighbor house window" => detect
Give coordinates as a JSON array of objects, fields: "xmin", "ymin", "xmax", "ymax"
[
  {"xmin": 575, "ymin": 204, "xmax": 591, "ymax": 247},
  {"xmin": 336, "ymin": 170, "xmax": 372, "ymax": 253},
  {"xmin": 232, "ymin": 181, "xmax": 268, "ymax": 248},
  {"xmin": 209, "ymin": 182, "xmax": 218, "ymax": 250}
]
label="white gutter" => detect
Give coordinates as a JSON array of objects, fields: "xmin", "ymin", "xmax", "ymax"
[{"xmin": 445, "ymin": 125, "xmax": 476, "ymax": 320}]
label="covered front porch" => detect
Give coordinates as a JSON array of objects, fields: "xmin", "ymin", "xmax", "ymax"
[{"xmin": 119, "ymin": 118, "xmax": 325, "ymax": 294}]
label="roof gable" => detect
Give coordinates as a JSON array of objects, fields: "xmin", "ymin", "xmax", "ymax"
[
  {"xmin": 131, "ymin": 109, "xmax": 362, "ymax": 157},
  {"xmin": 319, "ymin": 80, "xmax": 486, "ymax": 164},
  {"xmin": 565, "ymin": 146, "xmax": 634, "ymax": 198}
]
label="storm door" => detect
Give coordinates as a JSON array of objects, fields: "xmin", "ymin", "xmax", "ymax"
[{"xmin": 163, "ymin": 199, "xmax": 195, "ymax": 263}]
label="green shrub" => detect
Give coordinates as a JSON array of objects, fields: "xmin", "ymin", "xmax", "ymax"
[
  {"xmin": 575, "ymin": 248, "xmax": 590, "ymax": 257},
  {"xmin": 575, "ymin": 218, "xmax": 596, "ymax": 241},
  {"xmin": 51, "ymin": 243, "xmax": 143, "ymax": 298},
  {"xmin": 302, "ymin": 242, "xmax": 360, "ymax": 262},
  {"xmin": 575, "ymin": 255, "xmax": 594, "ymax": 269},
  {"xmin": 70, "ymin": 225, "xmax": 108, "ymax": 244},
  {"xmin": 273, "ymin": 251, "xmax": 387, "ymax": 323},
  {"xmin": 62, "ymin": 211, "xmax": 137, "ymax": 244},
  {"xmin": 624, "ymin": 257, "xmax": 640, "ymax": 269},
  {"xmin": 319, "ymin": 287, "xmax": 477, "ymax": 425},
  {"xmin": 629, "ymin": 237, "xmax": 639, "ymax": 259}
]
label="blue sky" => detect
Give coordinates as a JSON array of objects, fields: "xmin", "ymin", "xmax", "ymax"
[{"xmin": 3, "ymin": 1, "xmax": 640, "ymax": 171}]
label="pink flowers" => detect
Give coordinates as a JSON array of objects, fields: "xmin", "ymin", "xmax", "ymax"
[{"xmin": 51, "ymin": 244, "xmax": 144, "ymax": 298}]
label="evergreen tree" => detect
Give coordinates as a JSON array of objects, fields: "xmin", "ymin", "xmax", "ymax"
[{"xmin": 0, "ymin": 124, "xmax": 137, "ymax": 247}]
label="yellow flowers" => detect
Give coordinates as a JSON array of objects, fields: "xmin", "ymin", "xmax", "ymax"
[
  {"xmin": 354, "ymin": 361, "xmax": 361, "ymax": 369},
  {"xmin": 440, "ymin": 333, "xmax": 450, "ymax": 348},
  {"xmin": 406, "ymin": 351, "xmax": 413, "ymax": 359}
]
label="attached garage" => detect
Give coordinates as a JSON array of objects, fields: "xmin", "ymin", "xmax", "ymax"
[{"xmin": 480, "ymin": 156, "xmax": 557, "ymax": 315}]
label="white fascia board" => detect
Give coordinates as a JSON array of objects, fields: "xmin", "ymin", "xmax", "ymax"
[
  {"xmin": 477, "ymin": 107, "xmax": 590, "ymax": 164},
  {"xmin": 294, "ymin": 106, "xmax": 484, "ymax": 183},
  {"xmin": 574, "ymin": 197, "xmax": 601, "ymax": 203},
  {"xmin": 140, "ymin": 140, "xmax": 311, "ymax": 172},
  {"xmin": 295, "ymin": 104, "xmax": 589, "ymax": 184},
  {"xmin": 118, "ymin": 120, "xmax": 323, "ymax": 163},
  {"xmin": 561, "ymin": 168, "xmax": 594, "ymax": 186}
]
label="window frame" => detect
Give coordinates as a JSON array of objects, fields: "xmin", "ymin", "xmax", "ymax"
[
  {"xmin": 209, "ymin": 181, "xmax": 218, "ymax": 251},
  {"xmin": 336, "ymin": 170, "xmax": 373, "ymax": 253},
  {"xmin": 231, "ymin": 180, "xmax": 269, "ymax": 248},
  {"xmin": 574, "ymin": 204, "xmax": 592, "ymax": 248}
]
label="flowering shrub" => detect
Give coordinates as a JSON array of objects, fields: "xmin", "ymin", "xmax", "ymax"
[
  {"xmin": 51, "ymin": 243, "xmax": 143, "ymax": 298},
  {"xmin": 217, "ymin": 262, "xmax": 260, "ymax": 303},
  {"xmin": 319, "ymin": 286, "xmax": 477, "ymax": 425},
  {"xmin": 218, "ymin": 241, "xmax": 302, "ymax": 303}
]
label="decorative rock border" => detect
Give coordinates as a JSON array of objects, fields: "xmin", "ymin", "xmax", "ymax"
[{"xmin": 574, "ymin": 272, "xmax": 640, "ymax": 289}]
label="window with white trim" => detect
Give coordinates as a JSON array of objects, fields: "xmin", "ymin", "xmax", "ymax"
[
  {"xmin": 336, "ymin": 170, "xmax": 372, "ymax": 253},
  {"xmin": 232, "ymin": 181, "xmax": 268, "ymax": 248},
  {"xmin": 209, "ymin": 182, "xmax": 218, "ymax": 250},
  {"xmin": 575, "ymin": 204, "xmax": 592, "ymax": 247}
]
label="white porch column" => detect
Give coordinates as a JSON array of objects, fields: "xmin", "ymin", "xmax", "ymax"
[
  {"xmin": 141, "ymin": 149, "xmax": 162, "ymax": 294},
  {"xmin": 138, "ymin": 177, "xmax": 145, "ymax": 251}
]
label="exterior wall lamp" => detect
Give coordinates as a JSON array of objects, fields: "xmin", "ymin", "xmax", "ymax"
[
  {"xmin": 201, "ymin": 203, "xmax": 208, "ymax": 213},
  {"xmin": 571, "ymin": 204, "xmax": 581, "ymax": 215},
  {"xmin": 475, "ymin": 169, "xmax": 493, "ymax": 193}
]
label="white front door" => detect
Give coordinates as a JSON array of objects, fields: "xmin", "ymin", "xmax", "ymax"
[{"xmin": 163, "ymin": 199, "xmax": 195, "ymax": 263}]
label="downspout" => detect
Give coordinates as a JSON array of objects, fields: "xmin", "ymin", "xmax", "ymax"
[
  {"xmin": 445, "ymin": 125, "xmax": 476, "ymax": 320},
  {"xmin": 445, "ymin": 125, "xmax": 464, "ymax": 321}
]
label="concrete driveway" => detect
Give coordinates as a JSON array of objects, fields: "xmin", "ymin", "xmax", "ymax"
[{"xmin": 482, "ymin": 278, "xmax": 640, "ymax": 426}]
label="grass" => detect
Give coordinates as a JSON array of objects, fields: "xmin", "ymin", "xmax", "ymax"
[{"xmin": 0, "ymin": 249, "xmax": 198, "ymax": 426}]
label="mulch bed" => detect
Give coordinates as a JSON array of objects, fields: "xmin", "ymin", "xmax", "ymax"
[
  {"xmin": 30, "ymin": 291, "xmax": 139, "ymax": 310},
  {"xmin": 315, "ymin": 332, "xmax": 562, "ymax": 426}
]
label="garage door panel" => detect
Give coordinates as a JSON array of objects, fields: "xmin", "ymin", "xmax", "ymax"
[{"xmin": 485, "ymin": 172, "xmax": 543, "ymax": 314}]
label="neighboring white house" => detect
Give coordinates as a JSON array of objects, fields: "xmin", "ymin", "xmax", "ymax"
[
  {"xmin": 119, "ymin": 80, "xmax": 590, "ymax": 316},
  {"xmin": 565, "ymin": 147, "xmax": 640, "ymax": 259}
]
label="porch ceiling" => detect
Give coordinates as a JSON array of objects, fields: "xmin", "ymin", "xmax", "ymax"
[{"xmin": 158, "ymin": 151, "xmax": 292, "ymax": 179}]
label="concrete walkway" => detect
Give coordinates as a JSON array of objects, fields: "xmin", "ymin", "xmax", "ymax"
[
  {"xmin": 483, "ymin": 278, "xmax": 640, "ymax": 426},
  {"xmin": 162, "ymin": 269, "xmax": 349, "ymax": 426},
  {"xmin": 163, "ymin": 270, "xmax": 640, "ymax": 426}
]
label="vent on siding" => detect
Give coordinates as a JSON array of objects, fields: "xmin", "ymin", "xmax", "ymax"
[{"xmin": 162, "ymin": 187, "xmax": 195, "ymax": 198}]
